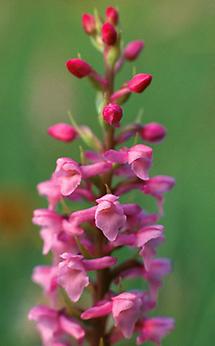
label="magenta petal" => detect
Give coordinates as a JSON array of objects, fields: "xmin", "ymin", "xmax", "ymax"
[
  {"xmin": 81, "ymin": 300, "xmax": 113, "ymax": 320},
  {"xmin": 58, "ymin": 255, "xmax": 89, "ymax": 302},
  {"xmin": 104, "ymin": 149, "xmax": 128, "ymax": 164},
  {"xmin": 131, "ymin": 158, "xmax": 151, "ymax": 180},
  {"xmin": 83, "ymin": 256, "xmax": 117, "ymax": 270},
  {"xmin": 95, "ymin": 203, "xmax": 126, "ymax": 241},
  {"xmin": 112, "ymin": 292, "xmax": 142, "ymax": 339},
  {"xmin": 59, "ymin": 315, "xmax": 85, "ymax": 341},
  {"xmin": 60, "ymin": 173, "xmax": 81, "ymax": 196},
  {"xmin": 95, "ymin": 195, "xmax": 126, "ymax": 241}
]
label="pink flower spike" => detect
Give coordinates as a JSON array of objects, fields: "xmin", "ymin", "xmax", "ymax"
[
  {"xmin": 95, "ymin": 194, "xmax": 127, "ymax": 241},
  {"xmin": 83, "ymin": 256, "xmax": 117, "ymax": 270},
  {"xmin": 128, "ymin": 144, "xmax": 153, "ymax": 180},
  {"xmin": 32, "ymin": 265, "xmax": 57, "ymax": 295},
  {"xmin": 58, "ymin": 254, "xmax": 89, "ymax": 302},
  {"xmin": 54, "ymin": 157, "xmax": 82, "ymax": 196},
  {"xmin": 82, "ymin": 13, "xmax": 96, "ymax": 35},
  {"xmin": 103, "ymin": 103, "xmax": 123, "ymax": 128},
  {"xmin": 102, "ymin": 22, "xmax": 117, "ymax": 46},
  {"xmin": 140, "ymin": 122, "xmax": 166, "ymax": 143},
  {"xmin": 81, "ymin": 300, "xmax": 113, "ymax": 320},
  {"xmin": 66, "ymin": 58, "xmax": 92, "ymax": 78},
  {"xmin": 128, "ymin": 73, "xmax": 152, "ymax": 93},
  {"xmin": 59, "ymin": 315, "xmax": 85, "ymax": 343},
  {"xmin": 112, "ymin": 292, "xmax": 143, "ymax": 338},
  {"xmin": 136, "ymin": 317, "xmax": 175, "ymax": 345},
  {"xmin": 124, "ymin": 40, "xmax": 144, "ymax": 61},
  {"xmin": 48, "ymin": 123, "xmax": 77, "ymax": 143},
  {"xmin": 106, "ymin": 6, "xmax": 119, "ymax": 25}
]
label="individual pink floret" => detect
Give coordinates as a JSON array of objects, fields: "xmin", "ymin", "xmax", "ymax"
[
  {"xmin": 28, "ymin": 305, "xmax": 85, "ymax": 345},
  {"xmin": 136, "ymin": 317, "xmax": 175, "ymax": 345},
  {"xmin": 95, "ymin": 194, "xmax": 127, "ymax": 241},
  {"xmin": 58, "ymin": 253, "xmax": 116, "ymax": 302}
]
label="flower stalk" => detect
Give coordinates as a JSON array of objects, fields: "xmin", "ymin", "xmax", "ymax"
[{"xmin": 29, "ymin": 5, "xmax": 175, "ymax": 346}]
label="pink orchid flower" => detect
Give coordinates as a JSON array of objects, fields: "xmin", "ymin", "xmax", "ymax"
[
  {"xmin": 58, "ymin": 253, "xmax": 116, "ymax": 302},
  {"xmin": 95, "ymin": 194, "xmax": 127, "ymax": 241}
]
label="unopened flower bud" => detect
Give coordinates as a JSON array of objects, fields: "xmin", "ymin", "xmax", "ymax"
[
  {"xmin": 140, "ymin": 122, "xmax": 166, "ymax": 143},
  {"xmin": 103, "ymin": 103, "xmax": 123, "ymax": 128},
  {"xmin": 66, "ymin": 58, "xmax": 92, "ymax": 79},
  {"xmin": 106, "ymin": 6, "xmax": 119, "ymax": 25},
  {"xmin": 124, "ymin": 40, "xmax": 144, "ymax": 61},
  {"xmin": 102, "ymin": 22, "xmax": 117, "ymax": 46},
  {"xmin": 128, "ymin": 73, "xmax": 152, "ymax": 93},
  {"xmin": 48, "ymin": 123, "xmax": 77, "ymax": 142},
  {"xmin": 82, "ymin": 13, "xmax": 96, "ymax": 35}
]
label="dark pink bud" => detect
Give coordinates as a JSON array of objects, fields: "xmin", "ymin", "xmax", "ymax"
[
  {"xmin": 106, "ymin": 6, "xmax": 119, "ymax": 25},
  {"xmin": 103, "ymin": 103, "xmax": 123, "ymax": 128},
  {"xmin": 48, "ymin": 123, "xmax": 77, "ymax": 142},
  {"xmin": 128, "ymin": 73, "xmax": 152, "ymax": 93},
  {"xmin": 82, "ymin": 13, "xmax": 96, "ymax": 35},
  {"xmin": 102, "ymin": 22, "xmax": 117, "ymax": 46},
  {"xmin": 140, "ymin": 122, "xmax": 166, "ymax": 143},
  {"xmin": 66, "ymin": 58, "xmax": 92, "ymax": 78},
  {"xmin": 124, "ymin": 40, "xmax": 144, "ymax": 61}
]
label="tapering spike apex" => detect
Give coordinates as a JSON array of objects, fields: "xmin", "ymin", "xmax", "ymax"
[
  {"xmin": 140, "ymin": 122, "xmax": 166, "ymax": 143},
  {"xmin": 66, "ymin": 58, "xmax": 92, "ymax": 78},
  {"xmin": 82, "ymin": 13, "xmax": 96, "ymax": 34},
  {"xmin": 103, "ymin": 103, "xmax": 123, "ymax": 128},
  {"xmin": 106, "ymin": 6, "xmax": 119, "ymax": 25},
  {"xmin": 124, "ymin": 40, "xmax": 144, "ymax": 61},
  {"xmin": 102, "ymin": 22, "xmax": 117, "ymax": 45},
  {"xmin": 128, "ymin": 73, "xmax": 152, "ymax": 93}
]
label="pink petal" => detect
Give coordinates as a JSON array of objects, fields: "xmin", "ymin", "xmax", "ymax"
[
  {"xmin": 104, "ymin": 149, "xmax": 128, "ymax": 164},
  {"xmin": 59, "ymin": 315, "xmax": 85, "ymax": 341},
  {"xmin": 81, "ymin": 301, "xmax": 113, "ymax": 320},
  {"xmin": 83, "ymin": 256, "xmax": 117, "ymax": 270}
]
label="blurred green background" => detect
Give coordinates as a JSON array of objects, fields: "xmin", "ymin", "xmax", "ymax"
[{"xmin": 0, "ymin": 0, "xmax": 214, "ymax": 345}]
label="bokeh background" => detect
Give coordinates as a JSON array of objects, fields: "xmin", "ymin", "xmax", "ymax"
[{"xmin": 0, "ymin": 0, "xmax": 214, "ymax": 345}]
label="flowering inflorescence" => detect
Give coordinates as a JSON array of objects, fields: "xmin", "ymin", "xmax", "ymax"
[{"xmin": 29, "ymin": 6, "xmax": 175, "ymax": 346}]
